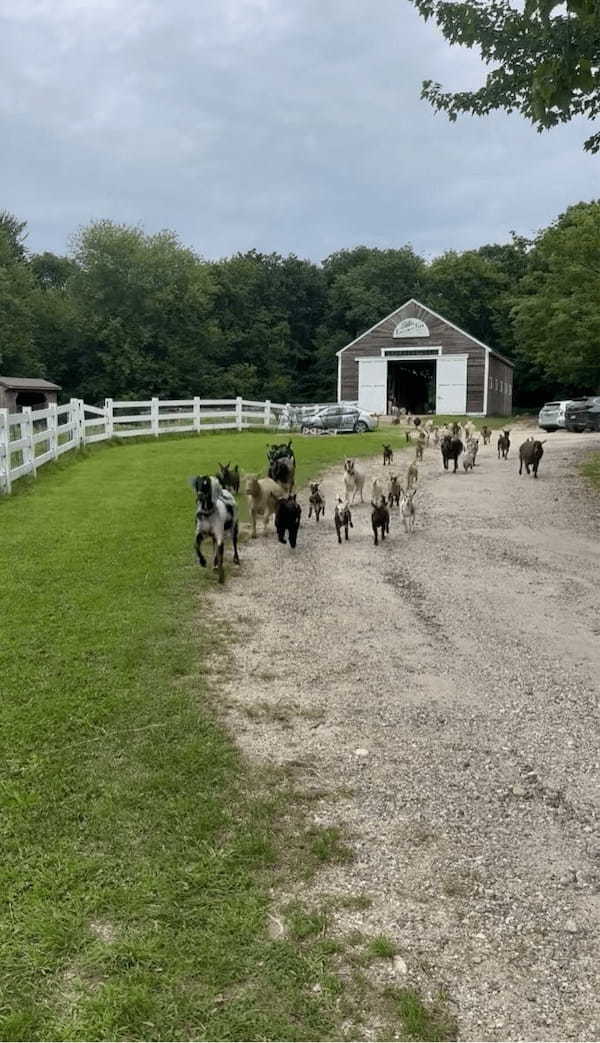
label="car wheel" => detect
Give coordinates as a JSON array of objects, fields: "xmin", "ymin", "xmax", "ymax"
[
  {"xmin": 301, "ymin": 425, "xmax": 311, "ymax": 435},
  {"xmin": 354, "ymin": 421, "xmax": 369, "ymax": 433}
]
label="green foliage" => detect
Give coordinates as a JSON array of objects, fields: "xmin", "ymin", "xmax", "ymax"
[
  {"xmin": 413, "ymin": 0, "xmax": 600, "ymax": 152},
  {"xmin": 512, "ymin": 201, "xmax": 600, "ymax": 390}
]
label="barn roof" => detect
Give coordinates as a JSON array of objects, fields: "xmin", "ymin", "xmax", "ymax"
[
  {"xmin": 336, "ymin": 298, "xmax": 514, "ymax": 368},
  {"xmin": 0, "ymin": 376, "xmax": 62, "ymax": 391}
]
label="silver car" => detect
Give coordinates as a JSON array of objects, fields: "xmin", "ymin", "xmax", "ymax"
[
  {"xmin": 300, "ymin": 404, "xmax": 377, "ymax": 434},
  {"xmin": 538, "ymin": 400, "xmax": 575, "ymax": 431}
]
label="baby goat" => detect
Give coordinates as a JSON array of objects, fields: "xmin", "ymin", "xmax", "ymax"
[
  {"xmin": 275, "ymin": 495, "xmax": 302, "ymax": 548},
  {"xmin": 334, "ymin": 498, "xmax": 353, "ymax": 543},
  {"xmin": 388, "ymin": 474, "xmax": 402, "ymax": 507},
  {"xmin": 308, "ymin": 482, "xmax": 325, "ymax": 521},
  {"xmin": 371, "ymin": 496, "xmax": 390, "ymax": 546},
  {"xmin": 406, "ymin": 461, "xmax": 418, "ymax": 489},
  {"xmin": 399, "ymin": 487, "xmax": 416, "ymax": 534},
  {"xmin": 371, "ymin": 477, "xmax": 385, "ymax": 504},
  {"xmin": 382, "ymin": 443, "xmax": 393, "ymax": 466}
]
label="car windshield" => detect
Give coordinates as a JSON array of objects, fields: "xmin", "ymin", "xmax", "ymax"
[{"xmin": 543, "ymin": 402, "xmax": 561, "ymax": 408}]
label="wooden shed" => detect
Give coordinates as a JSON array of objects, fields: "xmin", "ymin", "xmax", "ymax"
[
  {"xmin": 336, "ymin": 299, "xmax": 513, "ymax": 417},
  {"xmin": 0, "ymin": 376, "xmax": 61, "ymax": 412}
]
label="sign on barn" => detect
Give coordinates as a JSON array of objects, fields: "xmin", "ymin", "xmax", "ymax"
[{"xmin": 336, "ymin": 299, "xmax": 513, "ymax": 417}]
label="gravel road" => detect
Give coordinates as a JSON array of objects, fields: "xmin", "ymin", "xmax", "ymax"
[{"xmin": 213, "ymin": 427, "xmax": 600, "ymax": 1041}]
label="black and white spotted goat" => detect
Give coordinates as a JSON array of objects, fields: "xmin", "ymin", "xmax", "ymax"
[{"xmin": 191, "ymin": 475, "xmax": 240, "ymax": 584}]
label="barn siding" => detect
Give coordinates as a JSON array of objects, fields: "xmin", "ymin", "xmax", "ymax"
[
  {"xmin": 487, "ymin": 355, "xmax": 513, "ymax": 416},
  {"xmin": 339, "ymin": 301, "xmax": 491, "ymax": 413}
]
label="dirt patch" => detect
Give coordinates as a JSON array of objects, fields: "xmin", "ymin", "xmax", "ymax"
[{"xmin": 209, "ymin": 427, "xmax": 600, "ymax": 1041}]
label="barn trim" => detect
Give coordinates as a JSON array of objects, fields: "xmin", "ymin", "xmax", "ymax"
[{"xmin": 335, "ymin": 297, "xmax": 513, "ymax": 366}]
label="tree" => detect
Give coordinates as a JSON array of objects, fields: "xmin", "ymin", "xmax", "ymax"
[
  {"xmin": 412, "ymin": 0, "xmax": 600, "ymax": 152},
  {"xmin": 512, "ymin": 200, "xmax": 600, "ymax": 391},
  {"xmin": 0, "ymin": 216, "xmax": 41, "ymax": 375},
  {"xmin": 60, "ymin": 221, "xmax": 218, "ymax": 401}
]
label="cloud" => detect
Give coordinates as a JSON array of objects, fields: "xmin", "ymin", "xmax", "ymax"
[{"xmin": 1, "ymin": 0, "xmax": 598, "ymax": 261}]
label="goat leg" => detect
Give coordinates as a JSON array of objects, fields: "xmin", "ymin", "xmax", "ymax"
[
  {"xmin": 372, "ymin": 524, "xmax": 378, "ymax": 545},
  {"xmin": 217, "ymin": 542, "xmax": 225, "ymax": 584},
  {"xmin": 232, "ymin": 522, "xmax": 240, "ymax": 565},
  {"xmin": 195, "ymin": 532, "xmax": 206, "ymax": 568}
]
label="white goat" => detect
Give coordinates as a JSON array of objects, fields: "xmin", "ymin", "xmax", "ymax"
[
  {"xmin": 399, "ymin": 487, "xmax": 417, "ymax": 534},
  {"xmin": 344, "ymin": 458, "xmax": 365, "ymax": 503},
  {"xmin": 371, "ymin": 477, "xmax": 385, "ymax": 503}
]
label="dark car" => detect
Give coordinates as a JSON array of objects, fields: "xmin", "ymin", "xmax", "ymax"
[{"xmin": 565, "ymin": 396, "xmax": 600, "ymax": 432}]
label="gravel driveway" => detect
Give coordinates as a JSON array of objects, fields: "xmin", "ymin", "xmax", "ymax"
[{"xmin": 213, "ymin": 427, "xmax": 600, "ymax": 1041}]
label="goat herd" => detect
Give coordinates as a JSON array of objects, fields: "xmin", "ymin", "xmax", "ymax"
[{"xmin": 190, "ymin": 422, "xmax": 546, "ymax": 583}]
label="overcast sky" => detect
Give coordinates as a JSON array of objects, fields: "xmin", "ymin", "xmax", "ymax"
[{"xmin": 2, "ymin": 0, "xmax": 598, "ymax": 263}]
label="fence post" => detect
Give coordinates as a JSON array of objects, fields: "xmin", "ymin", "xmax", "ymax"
[
  {"xmin": 151, "ymin": 397, "xmax": 160, "ymax": 437},
  {"xmin": 236, "ymin": 396, "xmax": 243, "ymax": 431},
  {"xmin": 23, "ymin": 406, "xmax": 36, "ymax": 477},
  {"xmin": 48, "ymin": 402, "xmax": 58, "ymax": 461},
  {"xmin": 264, "ymin": 399, "xmax": 271, "ymax": 427},
  {"xmin": 193, "ymin": 396, "xmax": 201, "ymax": 433},
  {"xmin": 0, "ymin": 409, "xmax": 11, "ymax": 494},
  {"xmin": 78, "ymin": 399, "xmax": 87, "ymax": 446},
  {"xmin": 70, "ymin": 398, "xmax": 81, "ymax": 448},
  {"xmin": 105, "ymin": 399, "xmax": 114, "ymax": 439}
]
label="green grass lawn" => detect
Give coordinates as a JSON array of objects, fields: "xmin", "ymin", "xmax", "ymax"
[
  {"xmin": 581, "ymin": 450, "xmax": 600, "ymax": 490},
  {"xmin": 0, "ymin": 428, "xmax": 460, "ymax": 1041}
]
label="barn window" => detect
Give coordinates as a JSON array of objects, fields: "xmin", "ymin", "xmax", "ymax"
[
  {"xmin": 488, "ymin": 376, "xmax": 493, "ymax": 390},
  {"xmin": 495, "ymin": 379, "xmax": 499, "ymax": 391},
  {"xmin": 500, "ymin": 380, "xmax": 503, "ymax": 393}
]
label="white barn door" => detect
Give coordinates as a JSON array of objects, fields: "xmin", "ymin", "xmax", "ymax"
[
  {"xmin": 436, "ymin": 355, "xmax": 467, "ymax": 414},
  {"xmin": 357, "ymin": 358, "xmax": 387, "ymax": 413}
]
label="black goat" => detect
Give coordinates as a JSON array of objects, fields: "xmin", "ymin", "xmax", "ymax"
[
  {"xmin": 441, "ymin": 435, "xmax": 463, "ymax": 473},
  {"xmin": 519, "ymin": 438, "xmax": 545, "ymax": 478},
  {"xmin": 371, "ymin": 496, "xmax": 390, "ymax": 546},
  {"xmin": 334, "ymin": 499, "xmax": 353, "ymax": 543},
  {"xmin": 217, "ymin": 462, "xmax": 240, "ymax": 494},
  {"xmin": 382, "ymin": 444, "xmax": 393, "ymax": 466},
  {"xmin": 497, "ymin": 430, "xmax": 511, "ymax": 460},
  {"xmin": 308, "ymin": 482, "xmax": 325, "ymax": 521},
  {"xmin": 275, "ymin": 495, "xmax": 302, "ymax": 548}
]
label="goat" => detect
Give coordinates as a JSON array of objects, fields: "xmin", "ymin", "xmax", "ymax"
[
  {"xmin": 344, "ymin": 458, "xmax": 365, "ymax": 503},
  {"xmin": 481, "ymin": 425, "xmax": 492, "ymax": 446},
  {"xmin": 275, "ymin": 494, "xmax": 302, "ymax": 548},
  {"xmin": 463, "ymin": 420, "xmax": 476, "ymax": 443},
  {"xmin": 267, "ymin": 441, "xmax": 296, "ymax": 491},
  {"xmin": 334, "ymin": 498, "xmax": 353, "ymax": 543},
  {"xmin": 245, "ymin": 474, "xmax": 287, "ymax": 538},
  {"xmin": 415, "ymin": 439, "xmax": 424, "ymax": 462},
  {"xmin": 497, "ymin": 430, "xmax": 511, "ymax": 460},
  {"xmin": 432, "ymin": 426, "xmax": 440, "ymax": 445},
  {"xmin": 406, "ymin": 461, "xmax": 418, "ymax": 490},
  {"xmin": 388, "ymin": 474, "xmax": 402, "ymax": 506},
  {"xmin": 466, "ymin": 436, "xmax": 479, "ymax": 465},
  {"xmin": 463, "ymin": 445, "xmax": 476, "ymax": 472},
  {"xmin": 217, "ymin": 462, "xmax": 240, "ymax": 494},
  {"xmin": 382, "ymin": 444, "xmax": 393, "ymax": 466},
  {"xmin": 371, "ymin": 496, "xmax": 390, "ymax": 545},
  {"xmin": 191, "ymin": 475, "xmax": 240, "ymax": 584},
  {"xmin": 399, "ymin": 487, "xmax": 416, "ymax": 534},
  {"xmin": 371, "ymin": 477, "xmax": 385, "ymax": 504},
  {"xmin": 519, "ymin": 437, "xmax": 546, "ymax": 478},
  {"xmin": 441, "ymin": 435, "xmax": 463, "ymax": 473},
  {"xmin": 308, "ymin": 482, "xmax": 325, "ymax": 521}
]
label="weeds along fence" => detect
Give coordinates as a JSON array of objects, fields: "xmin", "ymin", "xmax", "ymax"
[{"xmin": 0, "ymin": 397, "xmax": 287, "ymax": 494}]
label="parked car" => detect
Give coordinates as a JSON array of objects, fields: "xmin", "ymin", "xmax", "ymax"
[
  {"xmin": 565, "ymin": 396, "xmax": 600, "ymax": 432},
  {"xmin": 537, "ymin": 400, "xmax": 578, "ymax": 431},
  {"xmin": 300, "ymin": 404, "xmax": 377, "ymax": 434}
]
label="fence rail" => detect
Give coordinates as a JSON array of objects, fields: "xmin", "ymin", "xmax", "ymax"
[{"xmin": 0, "ymin": 396, "xmax": 287, "ymax": 494}]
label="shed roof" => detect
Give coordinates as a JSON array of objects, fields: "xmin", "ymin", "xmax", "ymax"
[
  {"xmin": 336, "ymin": 298, "xmax": 514, "ymax": 368},
  {"xmin": 0, "ymin": 376, "xmax": 62, "ymax": 391}
]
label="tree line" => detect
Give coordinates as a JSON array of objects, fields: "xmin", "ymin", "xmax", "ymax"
[{"xmin": 1, "ymin": 201, "xmax": 599, "ymax": 407}]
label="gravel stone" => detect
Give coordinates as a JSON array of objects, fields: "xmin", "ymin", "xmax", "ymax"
[{"xmin": 211, "ymin": 426, "xmax": 600, "ymax": 1041}]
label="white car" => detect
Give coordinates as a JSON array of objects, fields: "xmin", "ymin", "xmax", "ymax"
[
  {"xmin": 538, "ymin": 400, "xmax": 575, "ymax": 431},
  {"xmin": 300, "ymin": 404, "xmax": 377, "ymax": 434}
]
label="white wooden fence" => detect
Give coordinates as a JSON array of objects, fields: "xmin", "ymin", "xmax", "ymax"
[{"xmin": 0, "ymin": 396, "xmax": 287, "ymax": 494}]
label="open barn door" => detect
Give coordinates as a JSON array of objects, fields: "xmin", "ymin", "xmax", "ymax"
[
  {"xmin": 436, "ymin": 355, "xmax": 467, "ymax": 415},
  {"xmin": 357, "ymin": 358, "xmax": 387, "ymax": 414}
]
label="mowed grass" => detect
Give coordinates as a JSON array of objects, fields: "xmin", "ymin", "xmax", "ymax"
[
  {"xmin": 1, "ymin": 428, "xmax": 431, "ymax": 1042},
  {"xmin": 581, "ymin": 450, "xmax": 600, "ymax": 490}
]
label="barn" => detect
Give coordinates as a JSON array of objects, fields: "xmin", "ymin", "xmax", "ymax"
[
  {"xmin": 336, "ymin": 299, "xmax": 513, "ymax": 417},
  {"xmin": 0, "ymin": 376, "xmax": 61, "ymax": 412}
]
